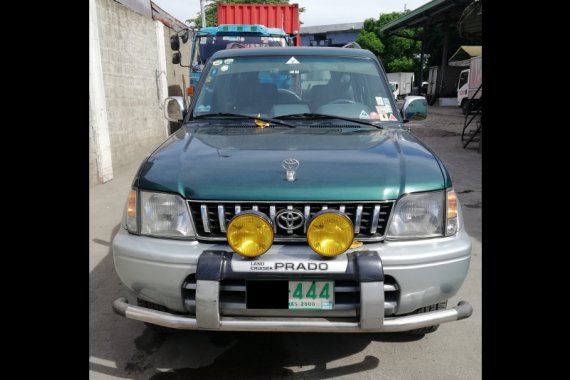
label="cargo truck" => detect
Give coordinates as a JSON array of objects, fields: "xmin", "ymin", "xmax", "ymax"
[
  {"xmin": 457, "ymin": 56, "xmax": 482, "ymax": 114},
  {"xmin": 386, "ymin": 72, "xmax": 414, "ymax": 100}
]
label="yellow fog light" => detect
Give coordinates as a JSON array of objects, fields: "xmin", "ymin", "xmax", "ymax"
[
  {"xmin": 227, "ymin": 211, "xmax": 274, "ymax": 258},
  {"xmin": 307, "ymin": 211, "xmax": 354, "ymax": 257}
]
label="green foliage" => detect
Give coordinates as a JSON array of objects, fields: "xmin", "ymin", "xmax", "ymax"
[
  {"xmin": 356, "ymin": 30, "xmax": 384, "ymax": 57},
  {"xmin": 190, "ymin": 0, "xmax": 304, "ymax": 28},
  {"xmin": 357, "ymin": 10, "xmax": 482, "ymax": 81},
  {"xmin": 357, "ymin": 12, "xmax": 421, "ymax": 75},
  {"xmin": 387, "ymin": 57, "xmax": 416, "ymax": 72}
]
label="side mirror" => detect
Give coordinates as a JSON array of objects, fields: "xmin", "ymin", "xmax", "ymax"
[
  {"xmin": 164, "ymin": 96, "xmax": 186, "ymax": 121},
  {"xmin": 402, "ymin": 96, "xmax": 428, "ymax": 122},
  {"xmin": 170, "ymin": 35, "xmax": 180, "ymax": 51},
  {"xmin": 172, "ymin": 51, "xmax": 181, "ymax": 64},
  {"xmin": 181, "ymin": 30, "xmax": 190, "ymax": 43}
]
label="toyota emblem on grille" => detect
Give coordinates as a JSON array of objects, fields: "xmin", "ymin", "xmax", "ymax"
[
  {"xmin": 282, "ymin": 158, "xmax": 299, "ymax": 182},
  {"xmin": 276, "ymin": 209, "xmax": 305, "ymax": 232}
]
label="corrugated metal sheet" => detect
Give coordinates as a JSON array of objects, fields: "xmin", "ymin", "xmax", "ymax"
[
  {"xmin": 300, "ymin": 22, "xmax": 363, "ymax": 35},
  {"xmin": 217, "ymin": 3, "xmax": 300, "ymax": 45},
  {"xmin": 448, "ymin": 45, "xmax": 482, "ymax": 63},
  {"xmin": 379, "ymin": 0, "xmax": 471, "ymax": 33}
]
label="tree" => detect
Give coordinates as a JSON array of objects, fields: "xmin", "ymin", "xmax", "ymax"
[
  {"xmin": 357, "ymin": 12, "xmax": 421, "ymax": 74},
  {"xmin": 190, "ymin": 0, "xmax": 304, "ymax": 28},
  {"xmin": 358, "ymin": 10, "xmax": 481, "ymax": 81}
]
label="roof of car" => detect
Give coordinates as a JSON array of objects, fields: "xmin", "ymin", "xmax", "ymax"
[{"xmin": 210, "ymin": 47, "xmax": 378, "ymax": 60}]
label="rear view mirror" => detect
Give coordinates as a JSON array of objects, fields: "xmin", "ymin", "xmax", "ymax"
[
  {"xmin": 181, "ymin": 30, "xmax": 190, "ymax": 43},
  {"xmin": 164, "ymin": 97, "xmax": 186, "ymax": 121},
  {"xmin": 170, "ymin": 35, "xmax": 180, "ymax": 51},
  {"xmin": 402, "ymin": 96, "xmax": 428, "ymax": 122},
  {"xmin": 172, "ymin": 51, "xmax": 181, "ymax": 64}
]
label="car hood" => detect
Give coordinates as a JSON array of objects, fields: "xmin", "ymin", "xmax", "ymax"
[{"xmin": 136, "ymin": 125, "xmax": 449, "ymax": 201}]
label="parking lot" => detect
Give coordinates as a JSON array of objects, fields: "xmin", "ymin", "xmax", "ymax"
[{"xmin": 89, "ymin": 105, "xmax": 481, "ymax": 380}]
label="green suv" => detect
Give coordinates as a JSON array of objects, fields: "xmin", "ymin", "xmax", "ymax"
[{"xmin": 112, "ymin": 47, "xmax": 472, "ymax": 335}]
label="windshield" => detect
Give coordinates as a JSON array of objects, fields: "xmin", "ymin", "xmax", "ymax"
[
  {"xmin": 193, "ymin": 55, "xmax": 399, "ymax": 122},
  {"xmin": 195, "ymin": 35, "xmax": 287, "ymax": 65}
]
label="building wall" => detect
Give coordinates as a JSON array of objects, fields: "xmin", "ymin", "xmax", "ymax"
[
  {"xmin": 91, "ymin": 0, "xmax": 169, "ymax": 185},
  {"xmin": 89, "ymin": 101, "xmax": 99, "ymax": 187},
  {"xmin": 301, "ymin": 30, "xmax": 360, "ymax": 47}
]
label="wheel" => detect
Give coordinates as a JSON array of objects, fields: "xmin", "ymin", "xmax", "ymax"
[
  {"xmin": 403, "ymin": 300, "xmax": 448, "ymax": 335},
  {"xmin": 461, "ymin": 99, "xmax": 470, "ymax": 115},
  {"xmin": 330, "ymin": 99, "xmax": 356, "ymax": 104},
  {"xmin": 137, "ymin": 298, "xmax": 178, "ymax": 334}
]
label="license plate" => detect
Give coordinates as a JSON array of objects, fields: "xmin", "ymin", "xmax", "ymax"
[{"xmin": 288, "ymin": 280, "xmax": 334, "ymax": 310}]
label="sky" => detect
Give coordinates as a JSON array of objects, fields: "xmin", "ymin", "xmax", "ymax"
[{"xmin": 153, "ymin": 0, "xmax": 431, "ymax": 27}]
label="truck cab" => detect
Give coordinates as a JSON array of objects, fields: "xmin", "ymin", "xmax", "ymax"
[
  {"xmin": 389, "ymin": 82, "xmax": 399, "ymax": 100},
  {"xmin": 190, "ymin": 24, "xmax": 293, "ymax": 87},
  {"xmin": 457, "ymin": 69, "xmax": 470, "ymax": 110}
]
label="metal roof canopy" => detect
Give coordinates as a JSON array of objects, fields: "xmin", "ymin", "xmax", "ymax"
[
  {"xmin": 379, "ymin": 0, "xmax": 477, "ymax": 99},
  {"xmin": 448, "ymin": 45, "xmax": 481, "ymax": 66},
  {"xmin": 380, "ymin": 0, "xmax": 472, "ymax": 33}
]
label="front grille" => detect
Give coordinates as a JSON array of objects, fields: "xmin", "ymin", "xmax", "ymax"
[
  {"xmin": 188, "ymin": 201, "xmax": 394, "ymax": 242},
  {"xmin": 181, "ymin": 275, "xmax": 399, "ymax": 317}
]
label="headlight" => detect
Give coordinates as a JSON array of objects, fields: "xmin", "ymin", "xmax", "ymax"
[
  {"xmin": 387, "ymin": 190, "xmax": 444, "ymax": 239},
  {"xmin": 226, "ymin": 211, "xmax": 274, "ymax": 258},
  {"xmin": 307, "ymin": 210, "xmax": 354, "ymax": 257},
  {"xmin": 138, "ymin": 191, "xmax": 194, "ymax": 238}
]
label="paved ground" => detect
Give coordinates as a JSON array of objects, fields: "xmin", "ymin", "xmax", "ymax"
[{"xmin": 89, "ymin": 105, "xmax": 481, "ymax": 380}]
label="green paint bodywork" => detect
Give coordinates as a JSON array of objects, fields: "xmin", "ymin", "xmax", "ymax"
[
  {"xmin": 135, "ymin": 48, "xmax": 452, "ymax": 201},
  {"xmin": 136, "ymin": 125, "xmax": 450, "ymax": 201}
]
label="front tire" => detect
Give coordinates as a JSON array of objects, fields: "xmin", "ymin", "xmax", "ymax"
[
  {"xmin": 403, "ymin": 300, "xmax": 448, "ymax": 335},
  {"xmin": 461, "ymin": 99, "xmax": 470, "ymax": 115}
]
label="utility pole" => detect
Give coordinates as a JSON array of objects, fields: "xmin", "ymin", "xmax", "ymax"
[{"xmin": 200, "ymin": 0, "xmax": 206, "ymax": 27}]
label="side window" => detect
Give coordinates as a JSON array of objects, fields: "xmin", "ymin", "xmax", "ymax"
[{"xmin": 458, "ymin": 72, "xmax": 468, "ymax": 88}]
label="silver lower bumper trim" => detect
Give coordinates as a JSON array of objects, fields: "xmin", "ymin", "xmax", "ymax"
[{"xmin": 113, "ymin": 298, "xmax": 472, "ymax": 333}]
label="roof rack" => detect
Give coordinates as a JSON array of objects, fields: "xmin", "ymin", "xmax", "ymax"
[{"xmin": 342, "ymin": 41, "xmax": 362, "ymax": 49}]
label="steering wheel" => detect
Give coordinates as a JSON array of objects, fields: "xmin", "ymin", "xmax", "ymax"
[
  {"xmin": 277, "ymin": 88, "xmax": 302, "ymax": 102},
  {"xmin": 330, "ymin": 99, "xmax": 356, "ymax": 104},
  {"xmin": 227, "ymin": 43, "xmax": 246, "ymax": 49}
]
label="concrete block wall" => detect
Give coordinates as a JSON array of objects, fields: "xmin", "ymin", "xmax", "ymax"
[{"xmin": 91, "ymin": 0, "xmax": 171, "ymax": 186}]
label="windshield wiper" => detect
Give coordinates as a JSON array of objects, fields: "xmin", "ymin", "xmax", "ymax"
[
  {"xmin": 194, "ymin": 113, "xmax": 296, "ymax": 128},
  {"xmin": 274, "ymin": 113, "xmax": 385, "ymax": 128}
]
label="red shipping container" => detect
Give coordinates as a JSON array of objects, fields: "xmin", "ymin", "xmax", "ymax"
[{"xmin": 217, "ymin": 3, "xmax": 300, "ymax": 46}]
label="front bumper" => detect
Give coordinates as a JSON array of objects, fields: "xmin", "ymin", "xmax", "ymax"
[
  {"xmin": 113, "ymin": 296, "xmax": 472, "ymax": 332},
  {"xmin": 113, "ymin": 228, "xmax": 473, "ymax": 332}
]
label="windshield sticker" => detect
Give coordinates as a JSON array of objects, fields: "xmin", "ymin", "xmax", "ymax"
[
  {"xmin": 359, "ymin": 110, "xmax": 369, "ymax": 119},
  {"xmin": 223, "ymin": 58, "xmax": 234, "ymax": 64},
  {"xmin": 369, "ymin": 112, "xmax": 380, "ymax": 120},
  {"xmin": 375, "ymin": 97, "xmax": 384, "ymax": 106},
  {"xmin": 212, "ymin": 59, "xmax": 222, "ymax": 66},
  {"xmin": 383, "ymin": 97, "xmax": 391, "ymax": 106},
  {"xmin": 378, "ymin": 113, "xmax": 389, "ymax": 121},
  {"xmin": 376, "ymin": 105, "xmax": 392, "ymax": 114},
  {"xmin": 286, "ymin": 56, "xmax": 300, "ymax": 65},
  {"xmin": 196, "ymin": 104, "xmax": 210, "ymax": 112},
  {"xmin": 289, "ymin": 69, "xmax": 300, "ymax": 74},
  {"xmin": 220, "ymin": 65, "xmax": 229, "ymax": 72},
  {"xmin": 389, "ymin": 114, "xmax": 398, "ymax": 121}
]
